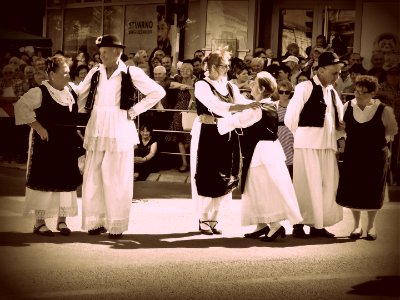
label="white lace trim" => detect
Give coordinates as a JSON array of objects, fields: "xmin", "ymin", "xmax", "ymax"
[
  {"xmin": 42, "ymin": 81, "xmax": 75, "ymax": 112},
  {"xmin": 83, "ymin": 216, "xmax": 129, "ymax": 234}
]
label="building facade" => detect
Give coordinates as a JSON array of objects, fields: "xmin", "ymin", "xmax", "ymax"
[{"xmin": 44, "ymin": 0, "xmax": 399, "ymax": 69}]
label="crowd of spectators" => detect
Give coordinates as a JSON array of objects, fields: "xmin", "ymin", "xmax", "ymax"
[{"xmin": 1, "ymin": 39, "xmax": 399, "ymax": 183}]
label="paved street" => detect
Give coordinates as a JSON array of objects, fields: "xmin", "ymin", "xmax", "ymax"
[{"xmin": 0, "ymin": 166, "xmax": 399, "ymax": 300}]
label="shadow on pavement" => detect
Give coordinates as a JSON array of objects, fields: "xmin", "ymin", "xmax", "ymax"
[
  {"xmin": 348, "ymin": 275, "xmax": 400, "ymax": 297},
  {"xmin": 0, "ymin": 231, "xmax": 356, "ymax": 249}
]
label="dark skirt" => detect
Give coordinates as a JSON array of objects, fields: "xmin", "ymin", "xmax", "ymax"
[
  {"xmin": 336, "ymin": 147, "xmax": 389, "ymax": 210},
  {"xmin": 195, "ymin": 123, "xmax": 241, "ymax": 198},
  {"xmin": 27, "ymin": 126, "xmax": 82, "ymax": 192}
]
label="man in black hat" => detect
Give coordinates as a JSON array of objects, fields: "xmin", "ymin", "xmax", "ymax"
[
  {"xmin": 77, "ymin": 34, "xmax": 165, "ymax": 239},
  {"xmin": 284, "ymin": 51, "xmax": 346, "ymax": 238}
]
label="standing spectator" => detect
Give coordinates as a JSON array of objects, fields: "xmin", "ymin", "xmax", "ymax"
[
  {"xmin": 281, "ymin": 55, "xmax": 301, "ymax": 86},
  {"xmin": 282, "ymin": 43, "xmax": 302, "ymax": 60},
  {"xmin": 343, "ymin": 63, "xmax": 367, "ymax": 100},
  {"xmin": 192, "ymin": 57, "xmax": 205, "ymax": 80},
  {"xmin": 33, "ymin": 57, "xmax": 46, "ymax": 73},
  {"xmin": 367, "ymin": 51, "xmax": 387, "ymax": 83},
  {"xmin": 377, "ymin": 66, "xmax": 400, "ymax": 184},
  {"xmin": 70, "ymin": 64, "xmax": 89, "ymax": 89},
  {"xmin": 22, "ymin": 65, "xmax": 37, "ymax": 93},
  {"xmin": 337, "ymin": 75, "xmax": 398, "ymax": 240},
  {"xmin": 348, "ymin": 52, "xmax": 363, "ymax": 68},
  {"xmin": 193, "ymin": 50, "xmax": 205, "ymax": 61},
  {"xmin": 284, "ymin": 51, "xmax": 346, "ymax": 238},
  {"xmin": 264, "ymin": 48, "xmax": 274, "ymax": 67},
  {"xmin": 243, "ymin": 54, "xmax": 253, "ymax": 69},
  {"xmin": 229, "ymin": 62, "xmax": 253, "ymax": 99},
  {"xmin": 133, "ymin": 50, "xmax": 150, "ymax": 75},
  {"xmin": 149, "ymin": 56, "xmax": 162, "ymax": 79},
  {"xmin": 275, "ymin": 80, "xmax": 295, "ymax": 177},
  {"xmin": 161, "ymin": 55, "xmax": 176, "ymax": 78},
  {"xmin": 165, "ymin": 62, "xmax": 196, "ymax": 172},
  {"xmin": 76, "ymin": 34, "xmax": 165, "ymax": 238},
  {"xmin": 134, "ymin": 123, "xmax": 159, "ymax": 181},
  {"xmin": 13, "ymin": 56, "xmax": 83, "ymax": 236},
  {"xmin": 334, "ymin": 63, "xmax": 352, "ymax": 100},
  {"xmin": 249, "ymin": 57, "xmax": 264, "ymax": 80},
  {"xmin": 0, "ymin": 64, "xmax": 24, "ymax": 163},
  {"xmin": 191, "ymin": 48, "xmax": 260, "ymax": 235}
]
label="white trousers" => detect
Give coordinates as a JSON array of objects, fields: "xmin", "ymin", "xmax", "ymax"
[
  {"xmin": 81, "ymin": 149, "xmax": 134, "ymax": 234},
  {"xmin": 293, "ymin": 148, "xmax": 343, "ymax": 228}
]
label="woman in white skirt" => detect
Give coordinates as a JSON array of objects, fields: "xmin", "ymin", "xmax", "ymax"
[
  {"xmin": 200, "ymin": 72, "xmax": 302, "ymax": 241},
  {"xmin": 13, "ymin": 56, "xmax": 83, "ymax": 236}
]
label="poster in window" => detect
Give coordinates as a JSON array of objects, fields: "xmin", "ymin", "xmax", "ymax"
[{"xmin": 125, "ymin": 4, "xmax": 170, "ymax": 55}]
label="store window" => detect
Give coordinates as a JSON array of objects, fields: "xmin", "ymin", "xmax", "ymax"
[
  {"xmin": 124, "ymin": 4, "xmax": 160, "ymax": 56},
  {"xmin": 324, "ymin": 9, "xmax": 355, "ymax": 60},
  {"xmin": 63, "ymin": 7, "xmax": 102, "ymax": 57},
  {"xmin": 104, "ymin": 6, "xmax": 124, "ymax": 37},
  {"xmin": 279, "ymin": 9, "xmax": 312, "ymax": 58},
  {"xmin": 47, "ymin": 10, "xmax": 63, "ymax": 53},
  {"xmin": 206, "ymin": 1, "xmax": 248, "ymax": 58}
]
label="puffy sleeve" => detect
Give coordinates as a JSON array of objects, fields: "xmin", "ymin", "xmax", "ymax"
[
  {"xmin": 129, "ymin": 66, "xmax": 166, "ymax": 116},
  {"xmin": 194, "ymin": 80, "xmax": 232, "ymax": 118},
  {"xmin": 284, "ymin": 81, "xmax": 312, "ymax": 133},
  {"xmin": 382, "ymin": 105, "xmax": 398, "ymax": 142},
  {"xmin": 13, "ymin": 87, "xmax": 42, "ymax": 125},
  {"xmin": 217, "ymin": 108, "xmax": 262, "ymax": 135}
]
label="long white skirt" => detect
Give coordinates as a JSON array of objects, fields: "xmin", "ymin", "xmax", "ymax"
[
  {"xmin": 81, "ymin": 149, "xmax": 134, "ymax": 234},
  {"xmin": 293, "ymin": 148, "xmax": 343, "ymax": 228},
  {"xmin": 241, "ymin": 140, "xmax": 302, "ymax": 226},
  {"xmin": 23, "ymin": 188, "xmax": 78, "ymax": 219}
]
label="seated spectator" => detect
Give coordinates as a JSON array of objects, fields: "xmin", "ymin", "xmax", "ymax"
[
  {"xmin": 134, "ymin": 123, "xmax": 159, "ymax": 181},
  {"xmin": 229, "ymin": 62, "xmax": 253, "ymax": 99}
]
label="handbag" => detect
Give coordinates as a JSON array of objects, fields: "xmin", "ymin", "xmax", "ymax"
[{"xmin": 181, "ymin": 98, "xmax": 197, "ymax": 131}]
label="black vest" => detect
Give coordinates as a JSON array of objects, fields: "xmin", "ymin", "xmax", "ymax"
[
  {"xmin": 84, "ymin": 66, "xmax": 138, "ymax": 112},
  {"xmin": 298, "ymin": 78, "xmax": 327, "ymax": 127}
]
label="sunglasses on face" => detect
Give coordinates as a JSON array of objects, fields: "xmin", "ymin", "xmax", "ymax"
[{"xmin": 278, "ymin": 90, "xmax": 291, "ymax": 95}]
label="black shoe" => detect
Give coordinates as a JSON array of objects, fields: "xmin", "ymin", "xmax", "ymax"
[
  {"xmin": 244, "ymin": 226, "xmax": 270, "ymax": 239},
  {"xmin": 365, "ymin": 229, "xmax": 377, "ymax": 241},
  {"xmin": 292, "ymin": 224, "xmax": 307, "ymax": 238},
  {"xmin": 33, "ymin": 224, "xmax": 54, "ymax": 237},
  {"xmin": 198, "ymin": 220, "xmax": 213, "ymax": 235},
  {"xmin": 209, "ymin": 221, "xmax": 222, "ymax": 235},
  {"xmin": 109, "ymin": 233, "xmax": 123, "ymax": 239},
  {"xmin": 261, "ymin": 226, "xmax": 286, "ymax": 242},
  {"xmin": 309, "ymin": 227, "xmax": 335, "ymax": 238},
  {"xmin": 88, "ymin": 226, "xmax": 107, "ymax": 235},
  {"xmin": 56, "ymin": 222, "xmax": 71, "ymax": 236},
  {"xmin": 349, "ymin": 229, "xmax": 363, "ymax": 240}
]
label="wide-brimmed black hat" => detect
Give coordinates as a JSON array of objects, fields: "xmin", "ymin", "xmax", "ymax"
[
  {"xmin": 317, "ymin": 52, "xmax": 346, "ymax": 68},
  {"xmin": 95, "ymin": 34, "xmax": 125, "ymax": 48}
]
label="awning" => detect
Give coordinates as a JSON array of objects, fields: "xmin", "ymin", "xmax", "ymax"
[{"xmin": 0, "ymin": 29, "xmax": 52, "ymax": 49}]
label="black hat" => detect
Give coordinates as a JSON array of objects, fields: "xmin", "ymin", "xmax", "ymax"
[
  {"xmin": 95, "ymin": 34, "xmax": 126, "ymax": 48},
  {"xmin": 317, "ymin": 52, "xmax": 346, "ymax": 68}
]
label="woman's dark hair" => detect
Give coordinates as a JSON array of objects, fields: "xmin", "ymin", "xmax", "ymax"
[
  {"xmin": 45, "ymin": 56, "xmax": 66, "ymax": 74},
  {"xmin": 296, "ymin": 71, "xmax": 310, "ymax": 82},
  {"xmin": 139, "ymin": 123, "xmax": 153, "ymax": 132},
  {"xmin": 75, "ymin": 64, "xmax": 89, "ymax": 77},
  {"xmin": 234, "ymin": 62, "xmax": 250, "ymax": 75},
  {"xmin": 265, "ymin": 64, "xmax": 280, "ymax": 79},
  {"xmin": 355, "ymin": 75, "xmax": 379, "ymax": 93}
]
